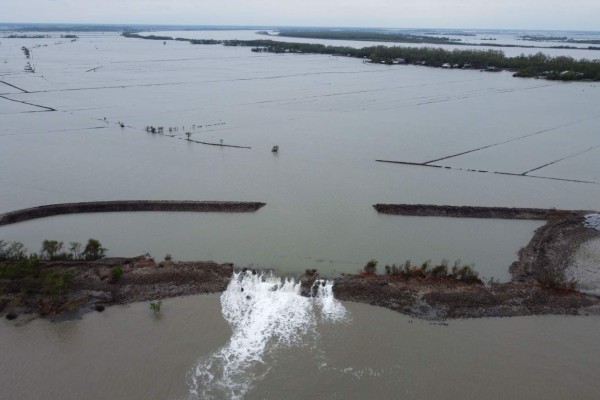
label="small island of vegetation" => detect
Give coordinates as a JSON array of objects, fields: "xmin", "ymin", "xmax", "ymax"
[{"xmin": 518, "ymin": 34, "xmax": 600, "ymax": 46}]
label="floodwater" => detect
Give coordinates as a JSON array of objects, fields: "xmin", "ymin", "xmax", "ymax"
[
  {"xmin": 1, "ymin": 286, "xmax": 599, "ymax": 400},
  {"xmin": 1, "ymin": 30, "xmax": 600, "ymax": 399},
  {"xmin": 2, "ymin": 31, "xmax": 600, "ymax": 281}
]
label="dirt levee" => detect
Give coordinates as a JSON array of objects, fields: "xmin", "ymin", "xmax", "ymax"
[
  {"xmin": 0, "ymin": 200, "xmax": 266, "ymax": 226},
  {"xmin": 374, "ymin": 203, "xmax": 590, "ymax": 220}
]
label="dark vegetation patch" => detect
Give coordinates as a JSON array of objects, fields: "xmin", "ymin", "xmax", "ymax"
[{"xmin": 0, "ymin": 239, "xmax": 232, "ymax": 319}]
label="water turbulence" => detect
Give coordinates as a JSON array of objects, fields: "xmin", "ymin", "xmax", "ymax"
[
  {"xmin": 188, "ymin": 271, "xmax": 348, "ymax": 399},
  {"xmin": 584, "ymin": 214, "xmax": 600, "ymax": 231}
]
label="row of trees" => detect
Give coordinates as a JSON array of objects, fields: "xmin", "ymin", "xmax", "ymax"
[
  {"xmin": 250, "ymin": 42, "xmax": 600, "ymax": 81},
  {"xmin": 277, "ymin": 29, "xmax": 461, "ymax": 45},
  {"xmin": 363, "ymin": 259, "xmax": 480, "ymax": 283},
  {"xmin": 122, "ymin": 32, "xmax": 600, "ymax": 81},
  {"xmin": 0, "ymin": 239, "xmax": 106, "ymax": 261},
  {"xmin": 276, "ymin": 29, "xmax": 600, "ymax": 51},
  {"xmin": 518, "ymin": 35, "xmax": 600, "ymax": 45}
]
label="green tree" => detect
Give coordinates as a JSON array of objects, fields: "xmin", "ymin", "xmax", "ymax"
[
  {"xmin": 83, "ymin": 239, "xmax": 106, "ymax": 260},
  {"xmin": 41, "ymin": 269, "xmax": 74, "ymax": 298},
  {"xmin": 363, "ymin": 259, "xmax": 378, "ymax": 274},
  {"xmin": 0, "ymin": 240, "xmax": 7, "ymax": 260},
  {"xmin": 6, "ymin": 242, "xmax": 27, "ymax": 260},
  {"xmin": 69, "ymin": 242, "xmax": 82, "ymax": 260},
  {"xmin": 150, "ymin": 300, "xmax": 163, "ymax": 312},
  {"xmin": 110, "ymin": 266, "xmax": 124, "ymax": 283},
  {"xmin": 41, "ymin": 240, "xmax": 64, "ymax": 260}
]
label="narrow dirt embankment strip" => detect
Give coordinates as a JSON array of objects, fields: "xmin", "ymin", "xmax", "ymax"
[
  {"xmin": 376, "ymin": 159, "xmax": 600, "ymax": 185},
  {"xmin": 0, "ymin": 200, "xmax": 267, "ymax": 226},
  {"xmin": 373, "ymin": 203, "xmax": 591, "ymax": 220},
  {"xmin": 185, "ymin": 138, "xmax": 251, "ymax": 149},
  {"xmin": 0, "ymin": 95, "xmax": 56, "ymax": 112},
  {"xmin": 0, "ymin": 80, "xmax": 29, "ymax": 93}
]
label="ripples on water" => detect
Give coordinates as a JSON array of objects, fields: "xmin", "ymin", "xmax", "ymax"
[{"xmin": 187, "ymin": 271, "xmax": 348, "ymax": 399}]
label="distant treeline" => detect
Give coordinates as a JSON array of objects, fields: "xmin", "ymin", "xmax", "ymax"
[
  {"xmin": 123, "ymin": 32, "xmax": 220, "ymax": 44},
  {"xmin": 273, "ymin": 29, "xmax": 600, "ymax": 51},
  {"xmin": 423, "ymin": 31, "xmax": 477, "ymax": 37},
  {"xmin": 276, "ymin": 29, "xmax": 463, "ymax": 45},
  {"xmin": 122, "ymin": 32, "xmax": 600, "ymax": 81},
  {"xmin": 519, "ymin": 35, "xmax": 600, "ymax": 45},
  {"xmin": 3, "ymin": 34, "xmax": 50, "ymax": 39}
]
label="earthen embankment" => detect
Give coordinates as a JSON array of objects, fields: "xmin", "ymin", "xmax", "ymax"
[
  {"xmin": 0, "ymin": 200, "xmax": 266, "ymax": 226},
  {"xmin": 373, "ymin": 203, "xmax": 590, "ymax": 220}
]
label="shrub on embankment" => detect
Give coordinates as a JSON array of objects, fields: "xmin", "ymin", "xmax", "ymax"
[
  {"xmin": 536, "ymin": 268, "xmax": 578, "ymax": 291},
  {"xmin": 0, "ymin": 256, "xmax": 75, "ymax": 304},
  {"xmin": 363, "ymin": 259, "xmax": 378, "ymax": 274},
  {"xmin": 1, "ymin": 239, "xmax": 108, "ymax": 314},
  {"xmin": 383, "ymin": 259, "xmax": 481, "ymax": 283}
]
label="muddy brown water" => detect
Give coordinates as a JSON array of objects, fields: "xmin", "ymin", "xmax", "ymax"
[{"xmin": 1, "ymin": 294, "xmax": 599, "ymax": 400}]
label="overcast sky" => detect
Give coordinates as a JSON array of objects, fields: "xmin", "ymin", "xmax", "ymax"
[{"xmin": 3, "ymin": 0, "xmax": 600, "ymax": 31}]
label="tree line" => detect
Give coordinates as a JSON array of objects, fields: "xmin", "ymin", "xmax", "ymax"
[
  {"xmin": 0, "ymin": 238, "xmax": 106, "ymax": 262},
  {"xmin": 122, "ymin": 32, "xmax": 600, "ymax": 81}
]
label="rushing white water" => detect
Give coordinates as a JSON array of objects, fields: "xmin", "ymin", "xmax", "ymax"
[
  {"xmin": 584, "ymin": 214, "xmax": 600, "ymax": 231},
  {"xmin": 187, "ymin": 271, "xmax": 348, "ymax": 399}
]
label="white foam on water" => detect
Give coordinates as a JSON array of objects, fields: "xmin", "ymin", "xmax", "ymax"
[
  {"xmin": 312, "ymin": 278, "xmax": 348, "ymax": 322},
  {"xmin": 188, "ymin": 271, "xmax": 348, "ymax": 399},
  {"xmin": 566, "ymin": 237, "xmax": 600, "ymax": 296},
  {"xmin": 584, "ymin": 214, "xmax": 600, "ymax": 231}
]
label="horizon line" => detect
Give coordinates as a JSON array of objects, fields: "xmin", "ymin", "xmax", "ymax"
[{"xmin": 1, "ymin": 22, "xmax": 599, "ymax": 33}]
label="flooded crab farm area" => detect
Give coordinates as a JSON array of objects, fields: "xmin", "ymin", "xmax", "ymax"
[
  {"xmin": 1, "ymin": 29, "xmax": 600, "ymax": 399},
  {"xmin": 2, "ymin": 31, "xmax": 600, "ymax": 278}
]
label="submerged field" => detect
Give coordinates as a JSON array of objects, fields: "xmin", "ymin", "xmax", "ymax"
[
  {"xmin": 2, "ymin": 31, "xmax": 600, "ymax": 280},
  {"xmin": 1, "ymin": 28, "xmax": 600, "ymax": 400}
]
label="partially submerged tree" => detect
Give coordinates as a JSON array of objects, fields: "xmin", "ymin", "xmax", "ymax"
[{"xmin": 150, "ymin": 300, "xmax": 163, "ymax": 313}]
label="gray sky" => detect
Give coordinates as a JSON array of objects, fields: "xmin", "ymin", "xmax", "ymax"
[{"xmin": 3, "ymin": 0, "xmax": 600, "ymax": 31}]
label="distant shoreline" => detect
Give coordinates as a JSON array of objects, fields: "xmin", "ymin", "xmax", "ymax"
[{"xmin": 270, "ymin": 29, "xmax": 600, "ymax": 50}]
